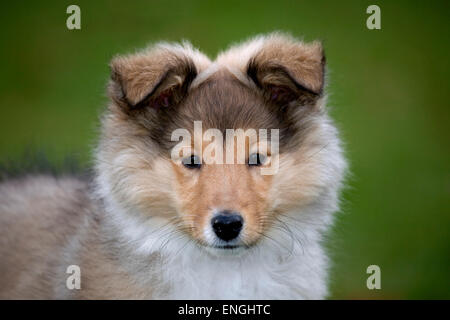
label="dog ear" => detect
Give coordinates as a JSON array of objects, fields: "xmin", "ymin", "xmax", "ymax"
[
  {"xmin": 109, "ymin": 43, "xmax": 209, "ymax": 111},
  {"xmin": 245, "ymin": 35, "xmax": 325, "ymax": 107}
]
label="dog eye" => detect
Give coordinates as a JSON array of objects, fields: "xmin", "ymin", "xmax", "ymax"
[
  {"xmin": 248, "ymin": 153, "xmax": 266, "ymax": 167},
  {"xmin": 182, "ymin": 155, "xmax": 202, "ymax": 169}
]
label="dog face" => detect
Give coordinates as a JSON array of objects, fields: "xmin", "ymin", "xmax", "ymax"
[{"xmin": 96, "ymin": 34, "xmax": 345, "ymax": 255}]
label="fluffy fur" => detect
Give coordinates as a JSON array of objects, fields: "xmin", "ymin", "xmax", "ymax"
[{"xmin": 0, "ymin": 33, "xmax": 346, "ymax": 299}]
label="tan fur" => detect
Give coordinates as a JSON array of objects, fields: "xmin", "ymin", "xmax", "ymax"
[
  {"xmin": 171, "ymin": 136, "xmax": 274, "ymax": 246},
  {"xmin": 0, "ymin": 33, "xmax": 346, "ymax": 299},
  {"xmin": 217, "ymin": 33, "xmax": 324, "ymax": 93},
  {"xmin": 110, "ymin": 42, "xmax": 211, "ymax": 105}
]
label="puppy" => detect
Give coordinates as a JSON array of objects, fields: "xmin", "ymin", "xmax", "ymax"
[{"xmin": 0, "ymin": 33, "xmax": 346, "ymax": 299}]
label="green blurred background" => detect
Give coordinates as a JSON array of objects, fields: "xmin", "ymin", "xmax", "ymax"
[{"xmin": 0, "ymin": 1, "xmax": 448, "ymax": 299}]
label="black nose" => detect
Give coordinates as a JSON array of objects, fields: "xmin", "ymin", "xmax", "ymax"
[{"xmin": 211, "ymin": 211, "xmax": 243, "ymax": 241}]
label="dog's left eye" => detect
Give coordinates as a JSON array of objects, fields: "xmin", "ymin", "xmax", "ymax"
[
  {"xmin": 182, "ymin": 155, "xmax": 202, "ymax": 169},
  {"xmin": 248, "ymin": 153, "xmax": 266, "ymax": 166}
]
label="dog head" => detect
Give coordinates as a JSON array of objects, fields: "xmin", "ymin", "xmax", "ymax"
[{"xmin": 96, "ymin": 33, "xmax": 345, "ymax": 256}]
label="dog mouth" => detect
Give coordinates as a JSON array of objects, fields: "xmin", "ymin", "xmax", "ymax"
[
  {"xmin": 201, "ymin": 243, "xmax": 249, "ymax": 256},
  {"xmin": 213, "ymin": 245, "xmax": 241, "ymax": 250}
]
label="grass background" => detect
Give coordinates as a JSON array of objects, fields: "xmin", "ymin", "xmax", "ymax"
[{"xmin": 0, "ymin": 1, "xmax": 449, "ymax": 299}]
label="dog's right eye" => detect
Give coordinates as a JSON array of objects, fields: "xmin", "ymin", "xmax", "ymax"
[
  {"xmin": 248, "ymin": 153, "xmax": 266, "ymax": 167},
  {"xmin": 182, "ymin": 155, "xmax": 202, "ymax": 169}
]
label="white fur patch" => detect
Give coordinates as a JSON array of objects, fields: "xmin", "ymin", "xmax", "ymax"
[
  {"xmin": 97, "ymin": 186, "xmax": 332, "ymax": 299},
  {"xmin": 93, "ymin": 33, "xmax": 348, "ymax": 300}
]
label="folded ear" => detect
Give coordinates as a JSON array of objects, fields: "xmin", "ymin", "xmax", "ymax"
[
  {"xmin": 247, "ymin": 34, "xmax": 325, "ymax": 106},
  {"xmin": 219, "ymin": 33, "xmax": 325, "ymax": 107},
  {"xmin": 109, "ymin": 42, "xmax": 211, "ymax": 110}
]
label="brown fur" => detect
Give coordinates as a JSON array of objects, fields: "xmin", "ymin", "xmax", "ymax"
[{"xmin": 0, "ymin": 33, "xmax": 345, "ymax": 299}]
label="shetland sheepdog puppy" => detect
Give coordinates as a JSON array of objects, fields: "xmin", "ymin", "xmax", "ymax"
[{"xmin": 0, "ymin": 33, "xmax": 346, "ymax": 299}]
